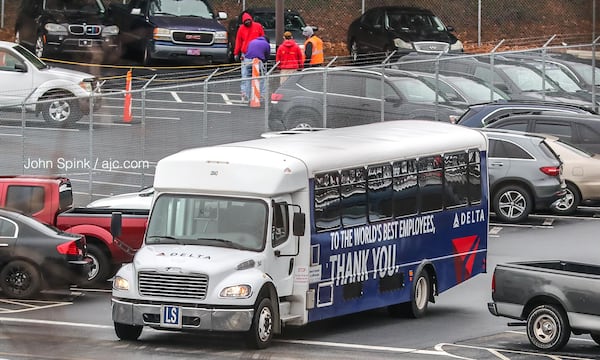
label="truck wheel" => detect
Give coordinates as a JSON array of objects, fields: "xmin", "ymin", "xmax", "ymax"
[
  {"xmin": 143, "ymin": 43, "xmax": 153, "ymax": 66},
  {"xmin": 493, "ymin": 185, "xmax": 532, "ymax": 223},
  {"xmin": 35, "ymin": 34, "xmax": 47, "ymax": 58},
  {"xmin": 388, "ymin": 269, "xmax": 430, "ymax": 318},
  {"xmin": 86, "ymin": 243, "xmax": 111, "ymax": 285},
  {"xmin": 245, "ymin": 297, "xmax": 274, "ymax": 349},
  {"xmin": 591, "ymin": 333, "xmax": 600, "ymax": 345},
  {"xmin": 526, "ymin": 304, "xmax": 570, "ymax": 351},
  {"xmin": 553, "ymin": 183, "xmax": 580, "ymax": 216},
  {"xmin": 40, "ymin": 91, "xmax": 82, "ymax": 126},
  {"xmin": 114, "ymin": 322, "xmax": 142, "ymax": 341},
  {"xmin": 0, "ymin": 260, "xmax": 42, "ymax": 299}
]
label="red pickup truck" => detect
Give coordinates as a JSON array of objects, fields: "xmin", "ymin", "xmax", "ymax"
[{"xmin": 0, "ymin": 176, "xmax": 148, "ymax": 285}]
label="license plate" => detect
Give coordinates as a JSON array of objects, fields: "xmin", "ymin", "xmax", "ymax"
[
  {"xmin": 187, "ymin": 48, "xmax": 201, "ymax": 56},
  {"xmin": 160, "ymin": 305, "xmax": 182, "ymax": 328},
  {"xmin": 79, "ymin": 39, "xmax": 92, "ymax": 47}
]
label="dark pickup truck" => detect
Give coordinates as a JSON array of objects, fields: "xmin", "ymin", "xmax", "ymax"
[
  {"xmin": 110, "ymin": 0, "xmax": 229, "ymax": 65},
  {"xmin": 0, "ymin": 176, "xmax": 148, "ymax": 285},
  {"xmin": 488, "ymin": 260, "xmax": 600, "ymax": 351}
]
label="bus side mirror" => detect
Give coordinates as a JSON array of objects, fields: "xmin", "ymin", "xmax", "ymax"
[
  {"xmin": 292, "ymin": 212, "xmax": 305, "ymax": 236},
  {"xmin": 111, "ymin": 212, "xmax": 122, "ymax": 238}
]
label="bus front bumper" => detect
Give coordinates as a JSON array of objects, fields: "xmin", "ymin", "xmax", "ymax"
[{"xmin": 111, "ymin": 298, "xmax": 254, "ymax": 331}]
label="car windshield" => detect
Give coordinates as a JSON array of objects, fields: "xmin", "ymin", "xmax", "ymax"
[
  {"xmin": 13, "ymin": 44, "xmax": 47, "ymax": 70},
  {"xmin": 554, "ymin": 139, "xmax": 594, "ymax": 157},
  {"xmin": 499, "ymin": 65, "xmax": 558, "ymax": 92},
  {"xmin": 448, "ymin": 77, "xmax": 509, "ymax": 102},
  {"xmin": 389, "ymin": 77, "xmax": 449, "ymax": 103},
  {"xmin": 146, "ymin": 194, "xmax": 267, "ymax": 252},
  {"xmin": 252, "ymin": 12, "xmax": 306, "ymax": 31},
  {"xmin": 388, "ymin": 12, "xmax": 446, "ymax": 32},
  {"xmin": 568, "ymin": 62, "xmax": 600, "ymax": 86},
  {"xmin": 526, "ymin": 63, "xmax": 583, "ymax": 92},
  {"xmin": 149, "ymin": 0, "xmax": 213, "ymax": 18},
  {"xmin": 46, "ymin": 0, "xmax": 104, "ymax": 13}
]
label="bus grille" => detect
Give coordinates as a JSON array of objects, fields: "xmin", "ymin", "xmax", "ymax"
[{"xmin": 138, "ymin": 271, "xmax": 209, "ymax": 299}]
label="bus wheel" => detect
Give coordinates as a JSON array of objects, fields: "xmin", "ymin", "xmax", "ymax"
[
  {"xmin": 245, "ymin": 297, "xmax": 274, "ymax": 349},
  {"xmin": 388, "ymin": 269, "xmax": 430, "ymax": 318},
  {"xmin": 526, "ymin": 304, "xmax": 570, "ymax": 351},
  {"xmin": 114, "ymin": 322, "xmax": 142, "ymax": 341}
]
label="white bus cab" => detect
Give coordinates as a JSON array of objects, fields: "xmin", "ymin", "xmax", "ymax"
[{"xmin": 111, "ymin": 120, "xmax": 489, "ymax": 348}]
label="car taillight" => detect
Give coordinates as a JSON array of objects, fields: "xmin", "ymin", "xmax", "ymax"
[
  {"xmin": 539, "ymin": 166, "xmax": 560, "ymax": 176},
  {"xmin": 491, "ymin": 273, "xmax": 496, "ymax": 293},
  {"xmin": 271, "ymin": 93, "xmax": 283, "ymax": 102},
  {"xmin": 56, "ymin": 240, "xmax": 82, "ymax": 256}
]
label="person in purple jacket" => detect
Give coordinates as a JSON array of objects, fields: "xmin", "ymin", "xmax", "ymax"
[{"xmin": 242, "ymin": 36, "xmax": 270, "ymax": 103}]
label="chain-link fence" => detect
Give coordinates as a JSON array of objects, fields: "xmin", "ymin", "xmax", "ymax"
[{"xmin": 1, "ymin": 41, "xmax": 598, "ymax": 206}]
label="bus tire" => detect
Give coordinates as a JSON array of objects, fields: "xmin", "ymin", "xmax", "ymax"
[
  {"xmin": 245, "ymin": 297, "xmax": 274, "ymax": 349},
  {"xmin": 114, "ymin": 322, "xmax": 142, "ymax": 341},
  {"xmin": 526, "ymin": 304, "xmax": 570, "ymax": 351},
  {"xmin": 388, "ymin": 269, "xmax": 430, "ymax": 319}
]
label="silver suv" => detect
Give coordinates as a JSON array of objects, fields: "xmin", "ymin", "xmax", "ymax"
[{"xmin": 482, "ymin": 129, "xmax": 566, "ymax": 223}]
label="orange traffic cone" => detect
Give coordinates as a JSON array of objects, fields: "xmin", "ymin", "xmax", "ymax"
[
  {"xmin": 123, "ymin": 69, "xmax": 132, "ymax": 122},
  {"xmin": 250, "ymin": 58, "xmax": 261, "ymax": 108}
]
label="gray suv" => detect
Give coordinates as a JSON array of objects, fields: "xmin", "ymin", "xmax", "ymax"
[{"xmin": 482, "ymin": 129, "xmax": 566, "ymax": 223}]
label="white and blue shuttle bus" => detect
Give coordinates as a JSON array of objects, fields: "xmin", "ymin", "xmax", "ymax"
[{"xmin": 111, "ymin": 120, "xmax": 489, "ymax": 349}]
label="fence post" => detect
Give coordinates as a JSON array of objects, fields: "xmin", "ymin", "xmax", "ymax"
[
  {"xmin": 541, "ymin": 35, "xmax": 557, "ymax": 102},
  {"xmin": 21, "ymin": 90, "xmax": 35, "ymax": 174},
  {"xmin": 141, "ymin": 74, "xmax": 156, "ymax": 188},
  {"xmin": 489, "ymin": 39, "xmax": 505, "ymax": 102},
  {"xmin": 323, "ymin": 56, "xmax": 337, "ymax": 128},
  {"xmin": 202, "ymin": 68, "xmax": 219, "ymax": 140},
  {"xmin": 434, "ymin": 51, "xmax": 444, "ymax": 122},
  {"xmin": 264, "ymin": 61, "xmax": 280, "ymax": 132},
  {"xmin": 593, "ymin": 36, "xmax": 600, "ymax": 111},
  {"xmin": 88, "ymin": 88, "xmax": 95, "ymax": 202},
  {"xmin": 380, "ymin": 51, "xmax": 396, "ymax": 123}
]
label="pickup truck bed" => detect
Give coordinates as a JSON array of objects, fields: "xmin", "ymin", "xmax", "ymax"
[{"xmin": 488, "ymin": 260, "xmax": 600, "ymax": 351}]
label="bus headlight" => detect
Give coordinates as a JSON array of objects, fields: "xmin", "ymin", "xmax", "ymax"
[
  {"xmin": 113, "ymin": 275, "xmax": 129, "ymax": 291},
  {"xmin": 220, "ymin": 285, "xmax": 251, "ymax": 298}
]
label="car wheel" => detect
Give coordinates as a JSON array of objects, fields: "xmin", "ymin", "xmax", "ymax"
[
  {"xmin": 35, "ymin": 34, "xmax": 46, "ymax": 58},
  {"xmin": 493, "ymin": 184, "xmax": 532, "ymax": 223},
  {"xmin": 591, "ymin": 332, "xmax": 600, "ymax": 346},
  {"xmin": 86, "ymin": 243, "xmax": 111, "ymax": 285},
  {"xmin": 40, "ymin": 91, "xmax": 82, "ymax": 126},
  {"xmin": 350, "ymin": 40, "xmax": 360, "ymax": 63},
  {"xmin": 143, "ymin": 43, "xmax": 153, "ymax": 66},
  {"xmin": 284, "ymin": 108, "xmax": 321, "ymax": 129},
  {"xmin": 526, "ymin": 304, "xmax": 570, "ymax": 351},
  {"xmin": 245, "ymin": 297, "xmax": 274, "ymax": 349},
  {"xmin": 114, "ymin": 322, "xmax": 142, "ymax": 341},
  {"xmin": 388, "ymin": 268, "xmax": 430, "ymax": 318},
  {"xmin": 553, "ymin": 183, "xmax": 580, "ymax": 216},
  {"xmin": 0, "ymin": 260, "xmax": 42, "ymax": 299}
]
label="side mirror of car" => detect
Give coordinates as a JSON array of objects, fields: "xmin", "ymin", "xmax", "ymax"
[
  {"xmin": 447, "ymin": 26, "xmax": 455, "ymax": 32},
  {"xmin": 385, "ymin": 96, "xmax": 402, "ymax": 106},
  {"xmin": 494, "ymin": 83, "xmax": 510, "ymax": 93},
  {"xmin": 130, "ymin": 8, "xmax": 142, "ymax": 15},
  {"xmin": 14, "ymin": 63, "xmax": 27, "ymax": 72},
  {"xmin": 217, "ymin": 11, "xmax": 227, "ymax": 20}
]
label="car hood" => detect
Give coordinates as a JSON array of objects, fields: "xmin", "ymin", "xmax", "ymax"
[
  {"xmin": 43, "ymin": 9, "xmax": 111, "ymax": 25},
  {"xmin": 41, "ymin": 66, "xmax": 95, "ymax": 82},
  {"xmin": 149, "ymin": 16, "xmax": 226, "ymax": 32},
  {"xmin": 391, "ymin": 28, "xmax": 455, "ymax": 43}
]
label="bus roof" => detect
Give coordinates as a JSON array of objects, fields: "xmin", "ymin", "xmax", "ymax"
[{"xmin": 154, "ymin": 121, "xmax": 487, "ymax": 196}]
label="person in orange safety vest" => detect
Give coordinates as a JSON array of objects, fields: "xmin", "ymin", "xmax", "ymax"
[{"xmin": 302, "ymin": 25, "xmax": 323, "ymax": 67}]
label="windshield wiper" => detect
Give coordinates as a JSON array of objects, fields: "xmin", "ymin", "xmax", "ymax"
[
  {"xmin": 197, "ymin": 238, "xmax": 245, "ymax": 249},
  {"xmin": 147, "ymin": 235, "xmax": 186, "ymax": 244},
  {"xmin": 152, "ymin": 12, "xmax": 176, "ymax": 16}
]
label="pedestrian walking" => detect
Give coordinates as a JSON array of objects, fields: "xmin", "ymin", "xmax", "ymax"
[
  {"xmin": 243, "ymin": 36, "xmax": 270, "ymax": 104},
  {"xmin": 234, "ymin": 13, "xmax": 265, "ymax": 102},
  {"xmin": 302, "ymin": 26, "xmax": 324, "ymax": 67},
  {"xmin": 276, "ymin": 31, "xmax": 303, "ymax": 85}
]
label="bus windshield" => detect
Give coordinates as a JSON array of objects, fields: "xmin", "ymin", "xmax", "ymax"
[{"xmin": 146, "ymin": 194, "xmax": 267, "ymax": 251}]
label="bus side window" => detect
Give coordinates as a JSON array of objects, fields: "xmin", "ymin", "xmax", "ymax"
[
  {"xmin": 272, "ymin": 202, "xmax": 289, "ymax": 248},
  {"xmin": 468, "ymin": 150, "xmax": 482, "ymax": 204}
]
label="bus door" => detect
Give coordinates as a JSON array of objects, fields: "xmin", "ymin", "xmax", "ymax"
[{"xmin": 266, "ymin": 197, "xmax": 299, "ymax": 297}]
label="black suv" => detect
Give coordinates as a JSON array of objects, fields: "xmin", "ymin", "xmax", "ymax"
[
  {"xmin": 347, "ymin": 6, "xmax": 462, "ymax": 62},
  {"xmin": 15, "ymin": 0, "xmax": 120, "ymax": 62},
  {"xmin": 268, "ymin": 68, "xmax": 466, "ymax": 130}
]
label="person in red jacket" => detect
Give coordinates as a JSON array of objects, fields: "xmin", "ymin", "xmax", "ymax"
[
  {"xmin": 234, "ymin": 13, "xmax": 265, "ymax": 102},
  {"xmin": 276, "ymin": 31, "xmax": 303, "ymax": 84}
]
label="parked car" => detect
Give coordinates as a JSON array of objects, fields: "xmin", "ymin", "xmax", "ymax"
[
  {"xmin": 0, "ymin": 41, "xmax": 102, "ymax": 126},
  {"xmin": 396, "ymin": 53, "xmax": 595, "ymax": 106},
  {"xmin": 346, "ymin": 6, "xmax": 462, "ymax": 61},
  {"xmin": 86, "ymin": 187, "xmax": 154, "ymax": 210},
  {"xmin": 545, "ymin": 137, "xmax": 600, "ymax": 214},
  {"xmin": 488, "ymin": 260, "xmax": 600, "ymax": 351},
  {"xmin": 485, "ymin": 113, "xmax": 600, "ymax": 154},
  {"xmin": 227, "ymin": 8, "xmax": 310, "ymax": 61},
  {"xmin": 482, "ymin": 128, "xmax": 565, "ymax": 223},
  {"xmin": 15, "ymin": 0, "xmax": 120, "ymax": 63},
  {"xmin": 268, "ymin": 67, "xmax": 466, "ymax": 130},
  {"xmin": 456, "ymin": 100, "xmax": 596, "ymax": 128},
  {"xmin": 110, "ymin": 0, "xmax": 228, "ymax": 65},
  {"xmin": 0, "ymin": 208, "xmax": 91, "ymax": 299}
]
